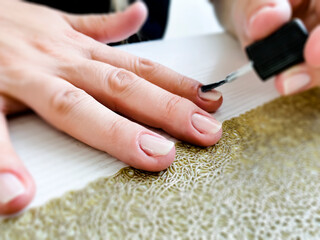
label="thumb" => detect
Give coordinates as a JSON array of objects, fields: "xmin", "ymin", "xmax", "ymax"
[
  {"xmin": 0, "ymin": 114, "xmax": 35, "ymax": 215},
  {"xmin": 232, "ymin": 0, "xmax": 292, "ymax": 46},
  {"xmin": 64, "ymin": 1, "xmax": 148, "ymax": 43}
]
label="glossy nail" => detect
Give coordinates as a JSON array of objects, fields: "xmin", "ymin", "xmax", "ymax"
[
  {"xmin": 283, "ymin": 73, "xmax": 310, "ymax": 95},
  {"xmin": 0, "ymin": 173, "xmax": 25, "ymax": 204},
  {"xmin": 198, "ymin": 88, "xmax": 222, "ymax": 101},
  {"xmin": 140, "ymin": 134, "xmax": 174, "ymax": 157},
  {"xmin": 191, "ymin": 113, "xmax": 221, "ymax": 134}
]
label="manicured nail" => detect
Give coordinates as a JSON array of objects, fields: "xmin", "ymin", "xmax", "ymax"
[
  {"xmin": 198, "ymin": 88, "xmax": 222, "ymax": 101},
  {"xmin": 191, "ymin": 113, "xmax": 221, "ymax": 134},
  {"xmin": 140, "ymin": 135, "xmax": 174, "ymax": 157},
  {"xmin": 0, "ymin": 173, "xmax": 25, "ymax": 204},
  {"xmin": 283, "ymin": 73, "xmax": 311, "ymax": 95}
]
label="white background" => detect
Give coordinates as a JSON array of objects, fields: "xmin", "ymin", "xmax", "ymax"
[{"xmin": 165, "ymin": 0, "xmax": 223, "ymax": 39}]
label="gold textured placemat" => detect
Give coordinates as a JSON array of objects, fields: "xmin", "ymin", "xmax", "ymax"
[{"xmin": 1, "ymin": 88, "xmax": 320, "ymax": 239}]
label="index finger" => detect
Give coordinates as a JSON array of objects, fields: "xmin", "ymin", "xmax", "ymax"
[{"xmin": 89, "ymin": 44, "xmax": 223, "ymax": 113}]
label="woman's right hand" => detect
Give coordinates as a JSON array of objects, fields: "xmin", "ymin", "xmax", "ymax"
[{"xmin": 214, "ymin": 0, "xmax": 320, "ymax": 95}]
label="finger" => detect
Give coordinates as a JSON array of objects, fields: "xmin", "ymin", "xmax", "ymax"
[
  {"xmin": 274, "ymin": 7, "xmax": 318, "ymax": 96},
  {"xmin": 291, "ymin": 0, "xmax": 317, "ymax": 30},
  {"xmin": 316, "ymin": 0, "xmax": 320, "ymax": 16},
  {"xmin": 89, "ymin": 45, "xmax": 223, "ymax": 113},
  {"xmin": 290, "ymin": 0, "xmax": 311, "ymax": 10},
  {"xmin": 274, "ymin": 64, "xmax": 318, "ymax": 95},
  {"xmin": 61, "ymin": 60, "xmax": 223, "ymax": 146},
  {"xmin": 233, "ymin": 0, "xmax": 292, "ymax": 46},
  {"xmin": 0, "ymin": 113, "xmax": 35, "ymax": 215},
  {"xmin": 305, "ymin": 26, "xmax": 320, "ymax": 68},
  {"xmin": 63, "ymin": 2, "xmax": 148, "ymax": 43},
  {"xmin": 9, "ymin": 75, "xmax": 175, "ymax": 172}
]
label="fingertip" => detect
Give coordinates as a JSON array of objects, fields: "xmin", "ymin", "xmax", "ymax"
[
  {"xmin": 274, "ymin": 65, "xmax": 311, "ymax": 96},
  {"xmin": 136, "ymin": 133, "xmax": 176, "ymax": 172},
  {"xmin": 196, "ymin": 127, "xmax": 223, "ymax": 147},
  {"xmin": 197, "ymin": 88, "xmax": 223, "ymax": 113},
  {"xmin": 305, "ymin": 26, "xmax": 320, "ymax": 68},
  {"xmin": 148, "ymin": 146, "xmax": 176, "ymax": 172},
  {"xmin": 65, "ymin": 1, "xmax": 149, "ymax": 43},
  {"xmin": 190, "ymin": 113, "xmax": 222, "ymax": 147},
  {"xmin": 0, "ymin": 170, "xmax": 35, "ymax": 215},
  {"xmin": 130, "ymin": 1, "xmax": 148, "ymax": 20},
  {"xmin": 102, "ymin": 1, "xmax": 148, "ymax": 43},
  {"xmin": 124, "ymin": 1, "xmax": 148, "ymax": 32},
  {"xmin": 247, "ymin": 2, "xmax": 291, "ymax": 42}
]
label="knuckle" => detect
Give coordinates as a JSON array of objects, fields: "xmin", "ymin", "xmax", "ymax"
[
  {"xmin": 103, "ymin": 117, "xmax": 130, "ymax": 147},
  {"xmin": 63, "ymin": 29, "xmax": 93, "ymax": 58},
  {"xmin": 135, "ymin": 57, "xmax": 158, "ymax": 79},
  {"xmin": 49, "ymin": 87, "xmax": 88, "ymax": 115},
  {"xmin": 106, "ymin": 69, "xmax": 139, "ymax": 98},
  {"xmin": 30, "ymin": 29, "xmax": 89, "ymax": 60},
  {"xmin": 177, "ymin": 75, "xmax": 194, "ymax": 91},
  {"xmin": 64, "ymin": 28, "xmax": 86, "ymax": 42},
  {"xmin": 164, "ymin": 95, "xmax": 185, "ymax": 120},
  {"xmin": 31, "ymin": 37, "xmax": 52, "ymax": 54}
]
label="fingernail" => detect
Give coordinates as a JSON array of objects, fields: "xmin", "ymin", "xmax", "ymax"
[
  {"xmin": 247, "ymin": 6, "xmax": 273, "ymax": 36},
  {"xmin": 140, "ymin": 135, "xmax": 174, "ymax": 157},
  {"xmin": 0, "ymin": 173, "xmax": 25, "ymax": 204},
  {"xmin": 283, "ymin": 73, "xmax": 311, "ymax": 95},
  {"xmin": 191, "ymin": 113, "xmax": 221, "ymax": 134},
  {"xmin": 198, "ymin": 88, "xmax": 222, "ymax": 101}
]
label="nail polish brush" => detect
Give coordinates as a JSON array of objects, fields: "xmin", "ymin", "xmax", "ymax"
[{"xmin": 201, "ymin": 19, "xmax": 309, "ymax": 92}]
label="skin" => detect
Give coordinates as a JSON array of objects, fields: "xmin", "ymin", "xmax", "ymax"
[
  {"xmin": 213, "ymin": 0, "xmax": 320, "ymax": 95},
  {"xmin": 3, "ymin": 0, "xmax": 319, "ymax": 215},
  {"xmin": 0, "ymin": 0, "xmax": 223, "ymax": 214}
]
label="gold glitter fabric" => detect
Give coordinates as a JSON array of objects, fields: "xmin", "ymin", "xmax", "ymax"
[{"xmin": 2, "ymin": 88, "xmax": 320, "ymax": 239}]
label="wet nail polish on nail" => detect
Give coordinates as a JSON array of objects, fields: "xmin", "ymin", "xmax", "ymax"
[{"xmin": 198, "ymin": 88, "xmax": 222, "ymax": 101}]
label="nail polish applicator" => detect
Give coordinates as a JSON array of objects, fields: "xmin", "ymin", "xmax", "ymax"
[{"xmin": 201, "ymin": 19, "xmax": 309, "ymax": 92}]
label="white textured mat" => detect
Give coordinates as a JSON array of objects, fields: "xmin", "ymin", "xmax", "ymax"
[{"xmin": 7, "ymin": 33, "xmax": 280, "ymax": 212}]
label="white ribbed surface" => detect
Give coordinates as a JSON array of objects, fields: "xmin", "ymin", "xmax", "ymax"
[
  {"xmin": 7, "ymin": 33, "xmax": 280, "ymax": 215},
  {"xmin": 9, "ymin": 115, "xmax": 127, "ymax": 211}
]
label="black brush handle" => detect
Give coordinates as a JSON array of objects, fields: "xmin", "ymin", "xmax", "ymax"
[{"xmin": 246, "ymin": 19, "xmax": 308, "ymax": 80}]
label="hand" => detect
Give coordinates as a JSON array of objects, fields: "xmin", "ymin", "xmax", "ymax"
[
  {"xmin": 0, "ymin": 0, "xmax": 223, "ymax": 214},
  {"xmin": 214, "ymin": 0, "xmax": 320, "ymax": 95}
]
